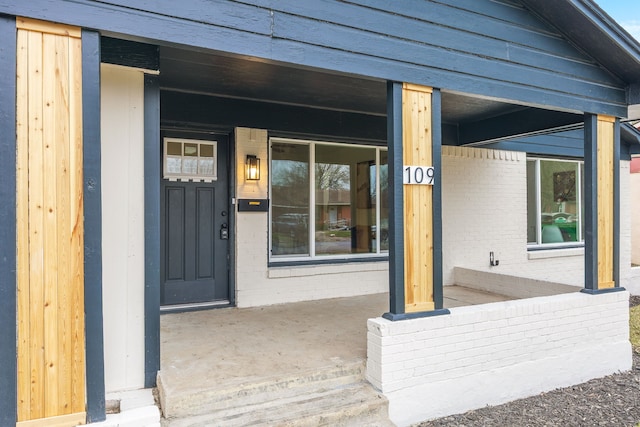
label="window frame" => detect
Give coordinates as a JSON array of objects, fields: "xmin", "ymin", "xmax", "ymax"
[
  {"xmin": 527, "ymin": 157, "xmax": 584, "ymax": 250},
  {"xmin": 268, "ymin": 137, "xmax": 389, "ymax": 263}
]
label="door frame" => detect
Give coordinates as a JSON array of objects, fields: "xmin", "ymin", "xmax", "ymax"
[{"xmin": 159, "ymin": 127, "xmax": 235, "ymax": 312}]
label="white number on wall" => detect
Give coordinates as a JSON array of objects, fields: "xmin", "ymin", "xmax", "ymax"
[{"xmin": 403, "ymin": 166, "xmax": 435, "ymax": 185}]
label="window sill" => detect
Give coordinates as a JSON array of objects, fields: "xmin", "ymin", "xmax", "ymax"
[
  {"xmin": 527, "ymin": 247, "xmax": 584, "ymax": 260},
  {"xmin": 268, "ymin": 258, "xmax": 388, "ymax": 278}
]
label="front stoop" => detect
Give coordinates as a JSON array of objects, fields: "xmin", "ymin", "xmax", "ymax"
[
  {"xmin": 158, "ymin": 361, "xmax": 394, "ymax": 426},
  {"xmin": 90, "ymin": 389, "xmax": 161, "ymax": 427}
]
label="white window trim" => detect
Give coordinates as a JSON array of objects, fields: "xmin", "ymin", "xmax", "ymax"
[
  {"xmin": 527, "ymin": 157, "xmax": 584, "ymax": 249},
  {"xmin": 269, "ymin": 137, "xmax": 388, "ymax": 263}
]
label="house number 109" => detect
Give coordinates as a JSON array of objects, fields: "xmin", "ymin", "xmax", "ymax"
[{"xmin": 403, "ymin": 166, "xmax": 435, "ymax": 185}]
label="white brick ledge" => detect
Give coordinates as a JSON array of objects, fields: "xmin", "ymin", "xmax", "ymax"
[{"xmin": 367, "ymin": 291, "xmax": 631, "ymax": 426}]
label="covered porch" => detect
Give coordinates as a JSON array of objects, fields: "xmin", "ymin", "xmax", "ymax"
[{"xmin": 157, "ymin": 286, "xmax": 515, "ymax": 425}]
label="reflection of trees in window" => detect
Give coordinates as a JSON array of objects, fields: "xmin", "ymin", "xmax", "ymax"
[
  {"xmin": 270, "ymin": 140, "xmax": 388, "ymax": 259},
  {"xmin": 316, "ymin": 163, "xmax": 349, "ymax": 191}
]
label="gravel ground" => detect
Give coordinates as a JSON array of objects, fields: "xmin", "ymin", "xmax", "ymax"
[{"xmin": 417, "ymin": 295, "xmax": 640, "ymax": 427}]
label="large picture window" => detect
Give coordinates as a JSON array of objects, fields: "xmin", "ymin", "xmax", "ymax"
[
  {"xmin": 270, "ymin": 138, "xmax": 388, "ymax": 261},
  {"xmin": 527, "ymin": 158, "xmax": 584, "ymax": 247}
]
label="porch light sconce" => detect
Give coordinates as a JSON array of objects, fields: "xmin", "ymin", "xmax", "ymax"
[{"xmin": 245, "ymin": 155, "xmax": 260, "ymax": 181}]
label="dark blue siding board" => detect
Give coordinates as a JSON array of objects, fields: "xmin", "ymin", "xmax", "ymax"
[
  {"xmin": 273, "ymin": 14, "xmax": 625, "ymax": 104},
  {"xmin": 0, "ymin": 0, "xmax": 274, "ymax": 61},
  {"xmin": 483, "ymin": 129, "xmax": 585, "ymax": 156},
  {"xmin": 0, "ymin": 14, "xmax": 17, "ymax": 427},
  {"xmin": 270, "ymin": 38, "xmax": 627, "ymax": 118},
  {"xmin": 82, "ymin": 29, "xmax": 106, "ymax": 423},
  {"xmin": 482, "ymin": 141, "xmax": 584, "ymax": 158},
  {"xmin": 144, "ymin": 75, "xmax": 161, "ymax": 388},
  {"xmin": 584, "ymin": 114, "xmax": 598, "ymax": 291},
  {"xmin": 344, "ymin": 0, "xmax": 597, "ymax": 62},
  {"xmin": 0, "ymin": 0, "xmax": 629, "ymax": 117},
  {"xmin": 386, "ymin": 81, "xmax": 404, "ymax": 316},
  {"xmin": 97, "ymin": 0, "xmax": 272, "ymax": 35},
  {"xmin": 251, "ymin": 0, "xmax": 616, "ymax": 85}
]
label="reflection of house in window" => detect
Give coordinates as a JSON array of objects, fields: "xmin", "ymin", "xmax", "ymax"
[
  {"xmin": 527, "ymin": 158, "xmax": 583, "ymax": 246},
  {"xmin": 270, "ymin": 139, "xmax": 388, "ymax": 260}
]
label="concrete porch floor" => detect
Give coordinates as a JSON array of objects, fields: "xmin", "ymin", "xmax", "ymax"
[{"xmin": 159, "ymin": 285, "xmax": 514, "ymax": 416}]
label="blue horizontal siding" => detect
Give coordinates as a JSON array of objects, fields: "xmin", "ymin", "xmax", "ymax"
[
  {"xmin": 485, "ymin": 127, "xmax": 636, "ymax": 161},
  {"xmin": 0, "ymin": 0, "xmax": 629, "ymax": 116},
  {"xmin": 483, "ymin": 129, "xmax": 585, "ymax": 157}
]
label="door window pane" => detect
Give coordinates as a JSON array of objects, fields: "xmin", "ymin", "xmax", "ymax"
[
  {"xmin": 271, "ymin": 143, "xmax": 310, "ymax": 256},
  {"xmin": 163, "ymin": 138, "xmax": 217, "ymax": 181}
]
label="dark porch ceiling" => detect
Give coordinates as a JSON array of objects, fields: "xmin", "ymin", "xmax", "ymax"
[{"xmin": 158, "ymin": 46, "xmax": 583, "ymax": 144}]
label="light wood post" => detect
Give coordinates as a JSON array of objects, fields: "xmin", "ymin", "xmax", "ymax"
[
  {"xmin": 584, "ymin": 114, "xmax": 620, "ymax": 293},
  {"xmin": 402, "ymin": 84, "xmax": 436, "ymax": 313},
  {"xmin": 16, "ymin": 18, "xmax": 86, "ymax": 426}
]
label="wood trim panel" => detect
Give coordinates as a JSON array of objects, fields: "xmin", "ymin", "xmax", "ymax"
[
  {"xmin": 17, "ymin": 17, "xmax": 80, "ymax": 38},
  {"xmin": 16, "ymin": 412, "xmax": 86, "ymax": 427},
  {"xmin": 597, "ymin": 115, "xmax": 615, "ymax": 289},
  {"xmin": 402, "ymin": 84, "xmax": 435, "ymax": 313},
  {"xmin": 16, "ymin": 19, "xmax": 86, "ymax": 425}
]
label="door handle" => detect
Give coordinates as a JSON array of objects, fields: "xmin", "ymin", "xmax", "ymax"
[{"xmin": 220, "ymin": 223, "xmax": 229, "ymax": 240}]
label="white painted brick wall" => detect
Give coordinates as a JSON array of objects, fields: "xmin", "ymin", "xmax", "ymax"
[
  {"xmin": 442, "ymin": 147, "xmax": 632, "ymax": 289},
  {"xmin": 367, "ymin": 291, "xmax": 632, "ymax": 426},
  {"xmin": 233, "ymin": 135, "xmax": 632, "ymax": 307}
]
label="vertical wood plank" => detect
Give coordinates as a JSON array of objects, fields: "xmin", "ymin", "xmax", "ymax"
[
  {"xmin": 16, "ymin": 27, "xmax": 31, "ymax": 422},
  {"xmin": 69, "ymin": 35, "xmax": 86, "ymax": 414},
  {"xmin": 54, "ymin": 34, "xmax": 72, "ymax": 415},
  {"xmin": 42, "ymin": 32, "xmax": 60, "ymax": 417},
  {"xmin": 402, "ymin": 84, "xmax": 435, "ymax": 313},
  {"xmin": 597, "ymin": 115, "xmax": 615, "ymax": 289},
  {"xmin": 27, "ymin": 29, "xmax": 45, "ymax": 420}
]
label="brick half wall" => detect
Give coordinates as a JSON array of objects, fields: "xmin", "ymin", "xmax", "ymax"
[{"xmin": 366, "ymin": 291, "xmax": 632, "ymax": 426}]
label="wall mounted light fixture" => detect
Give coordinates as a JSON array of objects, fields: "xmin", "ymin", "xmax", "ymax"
[{"xmin": 245, "ymin": 155, "xmax": 260, "ymax": 181}]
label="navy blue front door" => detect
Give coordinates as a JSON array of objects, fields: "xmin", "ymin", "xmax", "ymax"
[{"xmin": 161, "ymin": 133, "xmax": 229, "ymax": 306}]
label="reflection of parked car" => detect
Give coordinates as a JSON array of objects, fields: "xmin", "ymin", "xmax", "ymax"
[
  {"xmin": 371, "ymin": 219, "xmax": 389, "ymax": 243},
  {"xmin": 273, "ymin": 213, "xmax": 308, "ymax": 235}
]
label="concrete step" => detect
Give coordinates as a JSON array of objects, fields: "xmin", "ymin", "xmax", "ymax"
[
  {"xmin": 161, "ymin": 382, "xmax": 393, "ymax": 427},
  {"xmin": 158, "ymin": 361, "xmax": 367, "ymax": 419}
]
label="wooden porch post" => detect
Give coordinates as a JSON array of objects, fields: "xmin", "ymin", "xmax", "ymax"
[
  {"xmin": 385, "ymin": 82, "xmax": 448, "ymax": 320},
  {"xmin": 16, "ymin": 18, "xmax": 87, "ymax": 426},
  {"xmin": 583, "ymin": 114, "xmax": 622, "ymax": 293}
]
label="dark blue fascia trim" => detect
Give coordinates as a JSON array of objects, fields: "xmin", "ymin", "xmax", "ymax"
[
  {"xmin": 571, "ymin": 0, "xmax": 640, "ymax": 62},
  {"xmin": 580, "ymin": 287, "xmax": 626, "ymax": 295},
  {"xmin": 387, "ymin": 81, "xmax": 404, "ymax": 316},
  {"xmin": 82, "ymin": 29, "xmax": 106, "ymax": 423},
  {"xmin": 613, "ymin": 118, "xmax": 620, "ymax": 287},
  {"xmin": 432, "ymin": 88, "xmax": 444, "ymax": 310},
  {"xmin": 583, "ymin": 114, "xmax": 598, "ymax": 291},
  {"xmin": 0, "ymin": 14, "xmax": 17, "ymax": 427},
  {"xmin": 144, "ymin": 75, "xmax": 161, "ymax": 389},
  {"xmin": 383, "ymin": 308, "xmax": 451, "ymax": 322}
]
